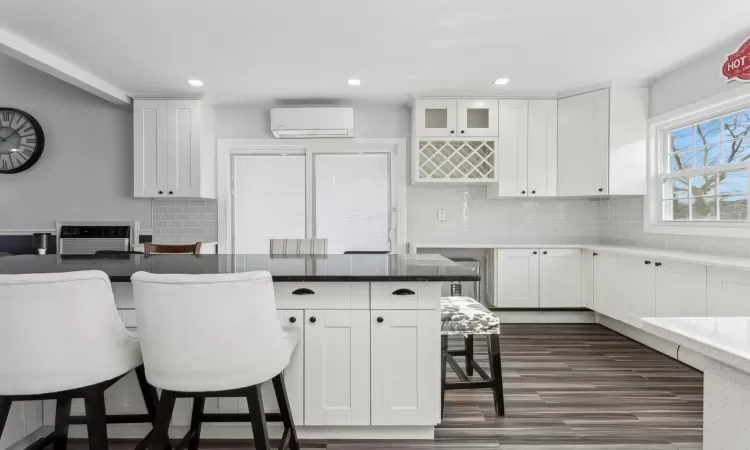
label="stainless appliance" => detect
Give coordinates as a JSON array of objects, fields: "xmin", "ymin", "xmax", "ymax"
[
  {"xmin": 58, "ymin": 225, "xmax": 132, "ymax": 255},
  {"xmin": 442, "ymin": 257, "xmax": 481, "ymax": 303}
]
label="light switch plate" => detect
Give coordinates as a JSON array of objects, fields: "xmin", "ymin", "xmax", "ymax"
[{"xmin": 438, "ymin": 209, "xmax": 446, "ymax": 221}]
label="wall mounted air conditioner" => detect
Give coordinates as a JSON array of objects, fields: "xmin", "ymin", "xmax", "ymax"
[{"xmin": 270, "ymin": 107, "xmax": 355, "ymax": 138}]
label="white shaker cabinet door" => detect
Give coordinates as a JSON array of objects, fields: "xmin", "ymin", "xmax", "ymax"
[
  {"xmin": 457, "ymin": 99, "xmax": 498, "ymax": 137},
  {"xmin": 557, "ymin": 89, "xmax": 609, "ymax": 196},
  {"xmin": 490, "ymin": 100, "xmax": 528, "ymax": 198},
  {"xmin": 539, "ymin": 249, "xmax": 582, "ymax": 307},
  {"xmin": 370, "ymin": 310, "xmax": 441, "ymax": 426},
  {"xmin": 593, "ymin": 251, "xmax": 618, "ymax": 318},
  {"xmin": 618, "ymin": 254, "xmax": 655, "ymax": 328},
  {"xmin": 304, "ymin": 310, "xmax": 370, "ymax": 426},
  {"xmin": 133, "ymin": 99, "xmax": 167, "ymax": 198},
  {"xmin": 654, "ymin": 261, "xmax": 707, "ymax": 317},
  {"xmin": 494, "ymin": 249, "xmax": 539, "ymax": 308},
  {"xmin": 527, "ymin": 99, "xmax": 558, "ymax": 197},
  {"xmin": 166, "ymin": 99, "xmax": 200, "ymax": 197},
  {"xmin": 707, "ymin": 267, "xmax": 750, "ymax": 316}
]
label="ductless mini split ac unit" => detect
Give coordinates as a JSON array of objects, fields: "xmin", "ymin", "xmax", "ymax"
[{"xmin": 270, "ymin": 107, "xmax": 355, "ymax": 138}]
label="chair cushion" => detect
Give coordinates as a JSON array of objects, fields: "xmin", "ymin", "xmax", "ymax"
[{"xmin": 441, "ymin": 296, "xmax": 500, "ymax": 335}]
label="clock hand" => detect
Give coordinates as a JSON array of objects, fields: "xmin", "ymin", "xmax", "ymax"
[{"xmin": 0, "ymin": 130, "xmax": 19, "ymax": 144}]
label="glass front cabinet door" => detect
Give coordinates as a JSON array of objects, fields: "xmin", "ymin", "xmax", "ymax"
[
  {"xmin": 457, "ymin": 99, "xmax": 498, "ymax": 137},
  {"xmin": 414, "ymin": 99, "xmax": 457, "ymax": 137}
]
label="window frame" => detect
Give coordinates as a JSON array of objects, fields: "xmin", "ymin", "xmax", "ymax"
[{"xmin": 646, "ymin": 85, "xmax": 750, "ymax": 238}]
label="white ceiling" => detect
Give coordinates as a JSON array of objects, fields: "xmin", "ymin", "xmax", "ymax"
[{"xmin": 1, "ymin": 0, "xmax": 749, "ymax": 105}]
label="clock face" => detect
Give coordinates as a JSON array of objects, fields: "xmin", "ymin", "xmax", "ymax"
[{"xmin": 0, "ymin": 108, "xmax": 45, "ymax": 174}]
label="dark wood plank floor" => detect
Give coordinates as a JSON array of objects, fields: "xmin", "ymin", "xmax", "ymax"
[{"xmin": 73, "ymin": 324, "xmax": 704, "ymax": 450}]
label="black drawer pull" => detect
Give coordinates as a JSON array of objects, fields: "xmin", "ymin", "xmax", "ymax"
[
  {"xmin": 377, "ymin": 316, "xmax": 384, "ymax": 323},
  {"xmin": 292, "ymin": 288, "xmax": 315, "ymax": 295},
  {"xmin": 289, "ymin": 317, "xmax": 297, "ymax": 323},
  {"xmin": 392, "ymin": 288, "xmax": 416, "ymax": 296},
  {"xmin": 309, "ymin": 316, "xmax": 316, "ymax": 323}
]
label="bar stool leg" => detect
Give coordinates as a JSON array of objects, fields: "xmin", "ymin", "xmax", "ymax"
[
  {"xmin": 465, "ymin": 335, "xmax": 474, "ymax": 376},
  {"xmin": 246, "ymin": 385, "xmax": 270, "ymax": 450},
  {"xmin": 272, "ymin": 373, "xmax": 299, "ymax": 450},
  {"xmin": 83, "ymin": 388, "xmax": 108, "ymax": 450},
  {"xmin": 53, "ymin": 397, "xmax": 72, "ymax": 450},
  {"xmin": 188, "ymin": 397, "xmax": 205, "ymax": 450},
  {"xmin": 0, "ymin": 397, "xmax": 11, "ymax": 439},
  {"xmin": 440, "ymin": 335, "xmax": 448, "ymax": 419},
  {"xmin": 149, "ymin": 390, "xmax": 176, "ymax": 450},
  {"xmin": 488, "ymin": 334, "xmax": 505, "ymax": 416}
]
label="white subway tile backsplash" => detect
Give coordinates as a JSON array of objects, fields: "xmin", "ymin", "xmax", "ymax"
[{"xmin": 151, "ymin": 199, "xmax": 218, "ymax": 244}]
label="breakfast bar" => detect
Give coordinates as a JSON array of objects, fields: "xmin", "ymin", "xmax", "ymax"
[{"xmin": 0, "ymin": 254, "xmax": 480, "ymax": 441}]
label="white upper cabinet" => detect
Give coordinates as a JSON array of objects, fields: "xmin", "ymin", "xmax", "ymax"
[
  {"xmin": 490, "ymin": 99, "xmax": 558, "ymax": 198},
  {"xmin": 414, "ymin": 99, "xmax": 457, "ymax": 137},
  {"xmin": 527, "ymin": 100, "xmax": 558, "ymax": 197},
  {"xmin": 133, "ymin": 98, "xmax": 216, "ymax": 199},
  {"xmin": 456, "ymin": 99, "xmax": 499, "ymax": 137},
  {"xmin": 557, "ymin": 87, "xmax": 648, "ymax": 197}
]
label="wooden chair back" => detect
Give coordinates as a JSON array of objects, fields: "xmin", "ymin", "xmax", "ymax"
[{"xmin": 144, "ymin": 242, "xmax": 201, "ymax": 256}]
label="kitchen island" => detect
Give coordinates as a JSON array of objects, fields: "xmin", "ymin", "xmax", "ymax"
[{"xmin": 0, "ymin": 254, "xmax": 479, "ymax": 444}]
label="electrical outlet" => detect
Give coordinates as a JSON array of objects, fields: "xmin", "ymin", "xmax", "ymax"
[{"xmin": 438, "ymin": 209, "xmax": 446, "ymax": 221}]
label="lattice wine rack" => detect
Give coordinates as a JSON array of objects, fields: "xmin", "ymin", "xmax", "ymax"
[{"xmin": 417, "ymin": 140, "xmax": 496, "ymax": 181}]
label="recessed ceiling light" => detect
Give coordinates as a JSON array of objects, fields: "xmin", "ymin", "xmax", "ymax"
[
  {"xmin": 10, "ymin": 148, "xmax": 17, "ymax": 152},
  {"xmin": 188, "ymin": 79, "xmax": 204, "ymax": 87},
  {"xmin": 494, "ymin": 78, "xmax": 510, "ymax": 85},
  {"xmin": 348, "ymin": 79, "xmax": 361, "ymax": 86}
]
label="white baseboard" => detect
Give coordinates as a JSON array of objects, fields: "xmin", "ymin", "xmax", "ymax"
[
  {"xmin": 493, "ymin": 310, "xmax": 595, "ymax": 323},
  {"xmin": 596, "ymin": 313, "xmax": 706, "ymax": 371},
  {"xmin": 64, "ymin": 424, "xmax": 435, "ymax": 441}
]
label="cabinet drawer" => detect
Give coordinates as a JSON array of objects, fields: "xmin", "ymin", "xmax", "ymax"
[
  {"xmin": 275, "ymin": 282, "xmax": 369, "ymax": 309},
  {"xmin": 371, "ymin": 282, "xmax": 441, "ymax": 309}
]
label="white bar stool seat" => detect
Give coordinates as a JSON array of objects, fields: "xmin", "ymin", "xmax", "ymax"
[
  {"xmin": 0, "ymin": 271, "xmax": 162, "ymax": 450},
  {"xmin": 132, "ymin": 270, "xmax": 300, "ymax": 450}
]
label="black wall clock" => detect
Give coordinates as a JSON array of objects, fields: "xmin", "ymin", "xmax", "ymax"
[{"xmin": 0, "ymin": 108, "xmax": 45, "ymax": 174}]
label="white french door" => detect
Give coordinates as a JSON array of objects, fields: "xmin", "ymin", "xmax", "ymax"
[
  {"xmin": 232, "ymin": 154, "xmax": 306, "ymax": 253},
  {"xmin": 314, "ymin": 154, "xmax": 390, "ymax": 254}
]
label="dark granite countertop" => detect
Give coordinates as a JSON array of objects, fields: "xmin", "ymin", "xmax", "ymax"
[{"xmin": 0, "ymin": 254, "xmax": 481, "ymax": 282}]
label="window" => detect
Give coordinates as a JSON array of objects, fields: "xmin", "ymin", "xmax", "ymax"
[{"xmin": 660, "ymin": 108, "xmax": 750, "ymax": 222}]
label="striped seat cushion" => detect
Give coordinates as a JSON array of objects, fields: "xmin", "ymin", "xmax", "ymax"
[
  {"xmin": 441, "ymin": 296, "xmax": 500, "ymax": 335},
  {"xmin": 269, "ymin": 239, "xmax": 328, "ymax": 256}
]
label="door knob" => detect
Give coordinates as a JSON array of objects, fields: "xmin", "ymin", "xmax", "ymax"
[
  {"xmin": 289, "ymin": 317, "xmax": 297, "ymax": 323},
  {"xmin": 533, "ymin": 251, "xmax": 537, "ymax": 255},
  {"xmin": 460, "ymin": 130, "xmax": 465, "ymax": 134},
  {"xmin": 543, "ymin": 251, "xmax": 547, "ymax": 255},
  {"xmin": 521, "ymin": 190, "xmax": 526, "ymax": 194},
  {"xmin": 531, "ymin": 190, "xmax": 536, "ymax": 194},
  {"xmin": 450, "ymin": 130, "xmax": 455, "ymax": 134},
  {"xmin": 598, "ymin": 188, "xmax": 604, "ymax": 192},
  {"xmin": 168, "ymin": 191, "xmax": 173, "ymax": 195},
  {"xmin": 309, "ymin": 316, "xmax": 316, "ymax": 323},
  {"xmin": 158, "ymin": 191, "xmax": 163, "ymax": 194},
  {"xmin": 377, "ymin": 316, "xmax": 384, "ymax": 323}
]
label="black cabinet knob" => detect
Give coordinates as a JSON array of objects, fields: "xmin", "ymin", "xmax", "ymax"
[
  {"xmin": 521, "ymin": 190, "xmax": 526, "ymax": 194},
  {"xmin": 543, "ymin": 251, "xmax": 547, "ymax": 254},
  {"xmin": 533, "ymin": 251, "xmax": 537, "ymax": 255},
  {"xmin": 531, "ymin": 190, "xmax": 536, "ymax": 194},
  {"xmin": 377, "ymin": 316, "xmax": 384, "ymax": 323},
  {"xmin": 593, "ymin": 252, "xmax": 598, "ymax": 256},
  {"xmin": 645, "ymin": 260, "xmax": 651, "ymax": 265},
  {"xmin": 289, "ymin": 317, "xmax": 296, "ymax": 323},
  {"xmin": 460, "ymin": 130, "xmax": 465, "ymax": 134},
  {"xmin": 450, "ymin": 130, "xmax": 455, "ymax": 134},
  {"xmin": 158, "ymin": 191, "xmax": 163, "ymax": 194},
  {"xmin": 655, "ymin": 262, "xmax": 662, "ymax": 267},
  {"xmin": 598, "ymin": 188, "xmax": 604, "ymax": 192},
  {"xmin": 309, "ymin": 316, "xmax": 316, "ymax": 323},
  {"xmin": 168, "ymin": 191, "xmax": 174, "ymax": 195}
]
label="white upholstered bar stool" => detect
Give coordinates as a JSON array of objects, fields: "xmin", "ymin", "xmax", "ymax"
[
  {"xmin": 131, "ymin": 270, "xmax": 300, "ymax": 450},
  {"xmin": 0, "ymin": 271, "xmax": 162, "ymax": 450}
]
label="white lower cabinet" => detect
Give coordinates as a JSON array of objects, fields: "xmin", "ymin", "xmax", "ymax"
[
  {"xmin": 593, "ymin": 251, "xmax": 619, "ymax": 318},
  {"xmin": 493, "ymin": 249, "xmax": 540, "ymax": 307},
  {"xmin": 655, "ymin": 261, "xmax": 707, "ymax": 317},
  {"xmin": 618, "ymin": 255, "xmax": 655, "ymax": 328},
  {"xmin": 707, "ymin": 267, "xmax": 750, "ymax": 316},
  {"xmin": 370, "ymin": 310, "xmax": 440, "ymax": 425},
  {"xmin": 304, "ymin": 310, "xmax": 370, "ymax": 426},
  {"xmin": 539, "ymin": 249, "xmax": 582, "ymax": 307}
]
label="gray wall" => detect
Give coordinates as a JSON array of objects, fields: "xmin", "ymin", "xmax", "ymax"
[
  {"xmin": 0, "ymin": 53, "xmax": 151, "ymax": 232},
  {"xmin": 650, "ymin": 31, "xmax": 750, "ymax": 117}
]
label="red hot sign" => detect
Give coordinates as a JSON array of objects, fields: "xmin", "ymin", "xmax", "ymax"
[{"xmin": 723, "ymin": 37, "xmax": 750, "ymax": 82}]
